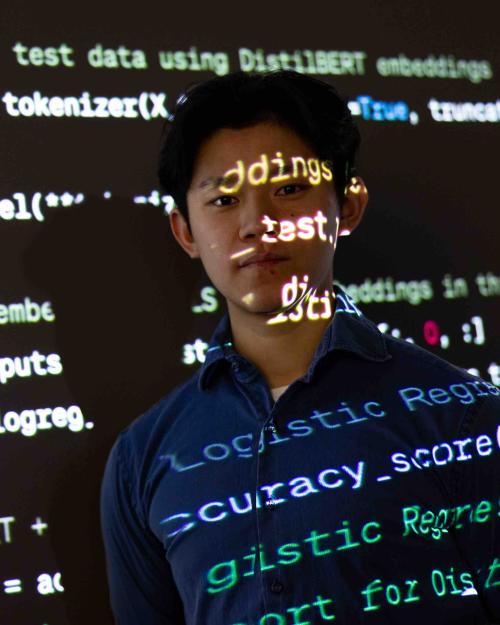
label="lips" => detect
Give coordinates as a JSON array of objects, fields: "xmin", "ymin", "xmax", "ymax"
[{"xmin": 238, "ymin": 253, "xmax": 288, "ymax": 268}]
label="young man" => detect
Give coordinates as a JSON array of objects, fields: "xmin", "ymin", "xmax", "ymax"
[{"xmin": 101, "ymin": 71, "xmax": 500, "ymax": 624}]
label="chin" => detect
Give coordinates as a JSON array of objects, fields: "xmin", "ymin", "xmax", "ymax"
[
  {"xmin": 235, "ymin": 292, "xmax": 285, "ymax": 316},
  {"xmin": 246, "ymin": 302, "xmax": 284, "ymax": 316}
]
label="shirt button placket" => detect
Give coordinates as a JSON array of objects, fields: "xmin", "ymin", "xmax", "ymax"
[
  {"xmin": 263, "ymin": 420, "xmax": 279, "ymax": 512},
  {"xmin": 257, "ymin": 401, "xmax": 284, "ymax": 609},
  {"xmin": 270, "ymin": 579, "xmax": 284, "ymax": 594},
  {"xmin": 265, "ymin": 499, "xmax": 276, "ymax": 511},
  {"xmin": 264, "ymin": 418, "xmax": 278, "ymax": 435}
]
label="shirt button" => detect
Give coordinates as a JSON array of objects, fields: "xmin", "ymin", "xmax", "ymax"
[{"xmin": 270, "ymin": 580, "xmax": 284, "ymax": 594}]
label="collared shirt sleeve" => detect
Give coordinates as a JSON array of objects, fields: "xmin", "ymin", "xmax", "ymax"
[
  {"xmin": 100, "ymin": 432, "xmax": 186, "ymax": 625},
  {"xmin": 452, "ymin": 392, "xmax": 500, "ymax": 623}
]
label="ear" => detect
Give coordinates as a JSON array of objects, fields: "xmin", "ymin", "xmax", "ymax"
[
  {"xmin": 338, "ymin": 176, "xmax": 369, "ymax": 236},
  {"xmin": 169, "ymin": 208, "xmax": 200, "ymax": 258}
]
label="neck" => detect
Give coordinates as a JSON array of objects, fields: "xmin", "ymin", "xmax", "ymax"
[{"xmin": 227, "ymin": 290, "xmax": 336, "ymax": 389}]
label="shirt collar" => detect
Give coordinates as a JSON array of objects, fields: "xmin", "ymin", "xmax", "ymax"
[{"xmin": 198, "ymin": 284, "xmax": 391, "ymax": 391}]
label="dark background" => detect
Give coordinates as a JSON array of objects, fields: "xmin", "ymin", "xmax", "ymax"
[{"xmin": 1, "ymin": 1, "xmax": 499, "ymax": 623}]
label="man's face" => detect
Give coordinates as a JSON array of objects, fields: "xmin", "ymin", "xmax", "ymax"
[{"xmin": 178, "ymin": 121, "xmax": 350, "ymax": 318}]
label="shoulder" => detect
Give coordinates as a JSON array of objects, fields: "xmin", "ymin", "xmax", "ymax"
[
  {"xmin": 379, "ymin": 331, "xmax": 500, "ymax": 418},
  {"xmin": 382, "ymin": 328, "xmax": 493, "ymax": 385},
  {"xmin": 108, "ymin": 369, "xmax": 203, "ymax": 475}
]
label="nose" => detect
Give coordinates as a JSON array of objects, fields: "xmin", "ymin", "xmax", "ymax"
[{"xmin": 238, "ymin": 191, "xmax": 280, "ymax": 242}]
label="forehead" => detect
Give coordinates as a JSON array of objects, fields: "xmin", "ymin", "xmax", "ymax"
[{"xmin": 189, "ymin": 122, "xmax": 317, "ymax": 189}]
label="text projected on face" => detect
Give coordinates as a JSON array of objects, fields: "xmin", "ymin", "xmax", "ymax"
[
  {"xmin": 267, "ymin": 275, "xmax": 333, "ymax": 325},
  {"xmin": 217, "ymin": 153, "xmax": 333, "ymax": 194}
]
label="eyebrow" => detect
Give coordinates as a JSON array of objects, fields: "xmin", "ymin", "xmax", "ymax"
[
  {"xmin": 197, "ymin": 163, "xmax": 298, "ymax": 192},
  {"xmin": 198, "ymin": 176, "xmax": 227, "ymax": 190}
]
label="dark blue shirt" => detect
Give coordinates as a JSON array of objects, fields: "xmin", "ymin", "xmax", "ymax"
[{"xmin": 100, "ymin": 286, "xmax": 500, "ymax": 624}]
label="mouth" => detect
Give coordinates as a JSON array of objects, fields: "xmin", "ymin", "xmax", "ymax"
[{"xmin": 239, "ymin": 254, "xmax": 288, "ymax": 268}]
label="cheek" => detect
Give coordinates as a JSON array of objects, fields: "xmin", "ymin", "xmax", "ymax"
[
  {"xmin": 199, "ymin": 244, "xmax": 226, "ymax": 269},
  {"xmin": 195, "ymin": 229, "xmax": 235, "ymax": 273},
  {"xmin": 324, "ymin": 203, "xmax": 341, "ymax": 233}
]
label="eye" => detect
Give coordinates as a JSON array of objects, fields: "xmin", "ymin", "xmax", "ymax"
[
  {"xmin": 276, "ymin": 183, "xmax": 308, "ymax": 196},
  {"xmin": 211, "ymin": 195, "xmax": 237, "ymax": 207}
]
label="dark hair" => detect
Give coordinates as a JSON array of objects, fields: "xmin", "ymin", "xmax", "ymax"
[{"xmin": 158, "ymin": 70, "xmax": 360, "ymax": 228}]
